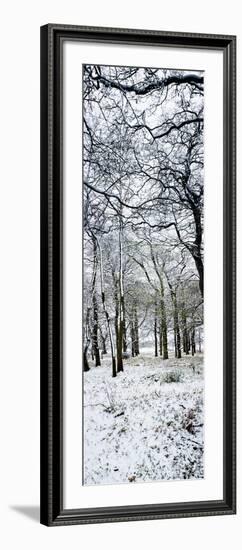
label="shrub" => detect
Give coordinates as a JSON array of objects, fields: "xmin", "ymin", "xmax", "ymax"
[{"xmin": 162, "ymin": 370, "xmax": 182, "ymax": 383}]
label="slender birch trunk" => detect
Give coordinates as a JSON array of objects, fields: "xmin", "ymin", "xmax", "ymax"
[
  {"xmin": 154, "ymin": 296, "xmax": 158, "ymax": 357},
  {"xmin": 181, "ymin": 290, "xmax": 189, "ymax": 355},
  {"xmin": 173, "ymin": 290, "xmax": 181, "ymax": 358},
  {"xmin": 91, "ymin": 238, "xmax": 101, "ymax": 367},
  {"xmin": 97, "ymin": 238, "xmax": 116, "ymax": 377},
  {"xmin": 160, "ymin": 283, "xmax": 168, "ymax": 359},
  {"xmin": 159, "ymin": 319, "xmax": 163, "ymax": 357},
  {"xmin": 130, "ymin": 317, "xmax": 135, "ymax": 357},
  {"xmin": 117, "ymin": 217, "xmax": 124, "ymax": 372},
  {"xmin": 134, "ymin": 301, "xmax": 139, "ymax": 356}
]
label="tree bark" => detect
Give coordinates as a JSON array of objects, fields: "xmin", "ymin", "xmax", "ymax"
[
  {"xmin": 149, "ymin": 245, "xmax": 168, "ymax": 360},
  {"xmin": 134, "ymin": 301, "xmax": 139, "ymax": 355},
  {"xmin": 154, "ymin": 297, "xmax": 158, "ymax": 357},
  {"xmin": 181, "ymin": 293, "xmax": 189, "ymax": 355},
  {"xmin": 112, "ymin": 270, "xmax": 119, "ymax": 366},
  {"xmin": 122, "ymin": 298, "xmax": 127, "ymax": 352},
  {"xmin": 97, "ymin": 238, "xmax": 116, "ymax": 377},
  {"xmin": 154, "ymin": 318, "xmax": 158, "ymax": 357},
  {"xmin": 131, "ymin": 319, "xmax": 135, "ymax": 358},
  {"xmin": 117, "ymin": 321, "xmax": 123, "ymax": 372},
  {"xmin": 173, "ymin": 290, "xmax": 181, "ymax": 359},
  {"xmin": 191, "ymin": 326, "xmax": 196, "ymax": 356},
  {"xmin": 83, "ymin": 303, "xmax": 92, "ymax": 372},
  {"xmin": 165, "ymin": 275, "xmax": 181, "ymax": 360},
  {"xmin": 159, "ymin": 319, "xmax": 163, "ymax": 357},
  {"xmin": 130, "ymin": 300, "xmax": 139, "ymax": 357},
  {"xmin": 117, "ymin": 219, "xmax": 124, "ymax": 372},
  {"xmin": 83, "ymin": 345, "xmax": 90, "ymax": 371},
  {"xmin": 174, "ymin": 328, "xmax": 177, "ymax": 358},
  {"xmin": 92, "ymin": 238, "xmax": 101, "ymax": 367},
  {"xmin": 92, "ymin": 291, "xmax": 101, "ymax": 367},
  {"xmin": 192, "ymin": 206, "xmax": 204, "ymax": 298},
  {"xmin": 99, "ymin": 326, "xmax": 107, "ymax": 355},
  {"xmin": 187, "ymin": 333, "xmax": 191, "ymax": 353},
  {"xmin": 160, "ymin": 293, "xmax": 167, "ymax": 358}
]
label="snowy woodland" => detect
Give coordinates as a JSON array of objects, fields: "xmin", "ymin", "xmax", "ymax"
[{"xmin": 83, "ymin": 64, "xmax": 204, "ymax": 485}]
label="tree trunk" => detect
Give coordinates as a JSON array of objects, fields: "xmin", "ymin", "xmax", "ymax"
[
  {"xmin": 176, "ymin": 323, "xmax": 181, "ymax": 358},
  {"xmin": 191, "ymin": 326, "xmax": 196, "ymax": 356},
  {"xmin": 117, "ymin": 221, "xmax": 124, "ymax": 372},
  {"xmin": 154, "ymin": 319, "xmax": 158, "ymax": 357},
  {"xmin": 92, "ymin": 238, "xmax": 101, "ymax": 367},
  {"xmin": 97, "ymin": 238, "xmax": 116, "ymax": 377},
  {"xmin": 112, "ymin": 270, "xmax": 119, "ymax": 367},
  {"xmin": 130, "ymin": 319, "xmax": 135, "ymax": 357},
  {"xmin": 92, "ymin": 290, "xmax": 101, "ymax": 366},
  {"xmin": 160, "ymin": 295, "xmax": 168, "ymax": 359},
  {"xmin": 122, "ymin": 299, "xmax": 127, "ymax": 352},
  {"xmin": 159, "ymin": 320, "xmax": 163, "ymax": 356},
  {"xmin": 181, "ymin": 294, "xmax": 189, "ymax": 355},
  {"xmin": 117, "ymin": 320, "xmax": 123, "ymax": 372},
  {"xmin": 198, "ymin": 329, "xmax": 202, "ymax": 353},
  {"xmin": 194, "ymin": 255, "xmax": 204, "ymax": 298},
  {"xmin": 173, "ymin": 290, "xmax": 181, "ymax": 359},
  {"xmin": 174, "ymin": 328, "xmax": 177, "ymax": 358},
  {"xmin": 154, "ymin": 297, "xmax": 158, "ymax": 357},
  {"xmin": 134, "ymin": 301, "xmax": 139, "ymax": 356},
  {"xmin": 187, "ymin": 333, "xmax": 191, "ymax": 353},
  {"xmin": 99, "ymin": 326, "xmax": 107, "ymax": 355},
  {"xmin": 149, "ymin": 246, "xmax": 168, "ymax": 360},
  {"xmin": 151, "ymin": 268, "xmax": 168, "ymax": 360},
  {"xmin": 165, "ymin": 273, "xmax": 181, "ymax": 360},
  {"xmin": 191, "ymin": 204, "xmax": 204, "ymax": 298},
  {"xmin": 175, "ymin": 185, "xmax": 203, "ymax": 299},
  {"xmin": 83, "ymin": 311, "xmax": 91, "ymax": 372},
  {"xmin": 83, "ymin": 345, "xmax": 90, "ymax": 371}
]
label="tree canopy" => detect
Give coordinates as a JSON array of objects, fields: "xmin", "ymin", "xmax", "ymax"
[{"xmin": 83, "ymin": 64, "xmax": 204, "ymax": 376}]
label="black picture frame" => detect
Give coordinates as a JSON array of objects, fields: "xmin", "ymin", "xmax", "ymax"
[{"xmin": 40, "ymin": 24, "xmax": 236, "ymax": 526}]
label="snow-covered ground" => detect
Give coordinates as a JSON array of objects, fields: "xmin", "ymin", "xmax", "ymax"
[{"xmin": 83, "ymin": 354, "xmax": 204, "ymax": 485}]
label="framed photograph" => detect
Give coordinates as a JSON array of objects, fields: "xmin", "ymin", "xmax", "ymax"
[{"xmin": 40, "ymin": 24, "xmax": 236, "ymax": 526}]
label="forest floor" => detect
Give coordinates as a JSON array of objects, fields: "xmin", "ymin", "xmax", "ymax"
[{"xmin": 83, "ymin": 353, "xmax": 204, "ymax": 486}]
